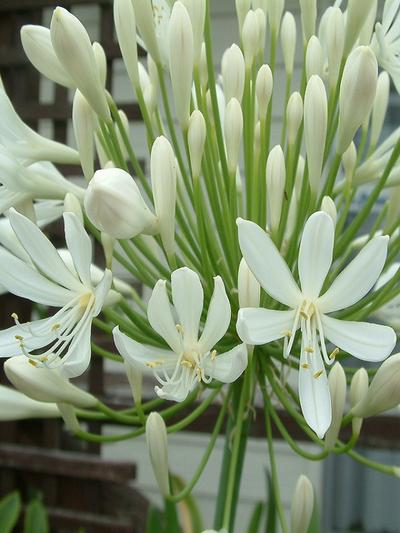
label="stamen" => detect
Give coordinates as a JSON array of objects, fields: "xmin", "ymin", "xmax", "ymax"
[
  {"xmin": 28, "ymin": 359, "xmax": 38, "ymax": 367},
  {"xmin": 176, "ymin": 324, "xmax": 184, "ymax": 335},
  {"xmin": 11, "ymin": 312, "xmax": 19, "ymax": 321},
  {"xmin": 210, "ymin": 349, "xmax": 217, "ymax": 361},
  {"xmin": 181, "ymin": 359, "xmax": 193, "ymax": 368},
  {"xmin": 305, "ymin": 346, "xmax": 314, "ymax": 354},
  {"xmin": 313, "ymin": 370, "xmax": 323, "ymax": 379},
  {"xmin": 301, "ymin": 363, "xmax": 310, "ymax": 369},
  {"xmin": 329, "ymin": 348, "xmax": 339, "ymax": 360},
  {"xmin": 282, "ymin": 330, "xmax": 292, "ymax": 338}
]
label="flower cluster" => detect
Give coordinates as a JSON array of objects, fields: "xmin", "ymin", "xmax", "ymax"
[{"xmin": 1, "ymin": 0, "xmax": 400, "ymax": 531}]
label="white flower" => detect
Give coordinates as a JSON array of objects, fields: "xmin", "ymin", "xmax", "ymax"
[
  {"xmin": 0, "ymin": 209, "xmax": 115, "ymax": 377},
  {"xmin": 237, "ymin": 211, "xmax": 396, "ymax": 437},
  {"xmin": 372, "ymin": 262, "xmax": 400, "ymax": 330},
  {"xmin": 0, "ymin": 384, "xmax": 59, "ymax": 421},
  {"xmin": 373, "ymin": 0, "xmax": 400, "ymax": 93},
  {"xmin": 113, "ymin": 267, "xmax": 248, "ymax": 402}
]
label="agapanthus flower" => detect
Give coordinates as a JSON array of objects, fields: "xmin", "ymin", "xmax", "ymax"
[
  {"xmin": 113, "ymin": 267, "xmax": 248, "ymax": 402},
  {"xmin": 373, "ymin": 0, "xmax": 400, "ymax": 93},
  {"xmin": 0, "ymin": 209, "xmax": 117, "ymax": 377},
  {"xmin": 237, "ymin": 211, "xmax": 396, "ymax": 437}
]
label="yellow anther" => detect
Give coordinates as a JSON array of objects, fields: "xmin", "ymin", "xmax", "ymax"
[
  {"xmin": 28, "ymin": 359, "xmax": 38, "ymax": 367},
  {"xmin": 282, "ymin": 330, "xmax": 292, "ymax": 338},
  {"xmin": 196, "ymin": 367, "xmax": 202, "ymax": 382},
  {"xmin": 211, "ymin": 350, "xmax": 217, "ymax": 361},
  {"xmin": 14, "ymin": 335, "xmax": 23, "ymax": 341},
  {"xmin": 40, "ymin": 356, "xmax": 48, "ymax": 363},
  {"xmin": 181, "ymin": 359, "xmax": 193, "ymax": 368},
  {"xmin": 300, "ymin": 310, "xmax": 309, "ymax": 319},
  {"xmin": 146, "ymin": 362, "xmax": 158, "ymax": 368},
  {"xmin": 329, "ymin": 348, "xmax": 339, "ymax": 360},
  {"xmin": 301, "ymin": 363, "xmax": 310, "ymax": 369},
  {"xmin": 176, "ymin": 324, "xmax": 184, "ymax": 335},
  {"xmin": 305, "ymin": 346, "xmax": 314, "ymax": 354},
  {"xmin": 51, "ymin": 323, "xmax": 61, "ymax": 332},
  {"xmin": 11, "ymin": 312, "xmax": 19, "ymax": 321},
  {"xmin": 313, "ymin": 370, "xmax": 323, "ymax": 379}
]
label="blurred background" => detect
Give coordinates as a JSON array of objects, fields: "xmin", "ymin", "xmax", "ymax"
[{"xmin": 0, "ymin": 0, "xmax": 399, "ymax": 531}]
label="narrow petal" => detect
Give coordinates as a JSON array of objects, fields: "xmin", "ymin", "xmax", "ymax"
[
  {"xmin": 59, "ymin": 315, "xmax": 92, "ymax": 377},
  {"xmin": 237, "ymin": 218, "xmax": 302, "ymax": 307},
  {"xmin": 113, "ymin": 326, "xmax": 177, "ymax": 370},
  {"xmin": 0, "ymin": 247, "xmax": 72, "ymax": 307},
  {"xmin": 204, "ymin": 343, "xmax": 248, "ymax": 383},
  {"xmin": 155, "ymin": 367, "xmax": 194, "ymax": 402},
  {"xmin": 321, "ymin": 314, "xmax": 396, "ymax": 361},
  {"xmin": 147, "ymin": 280, "xmax": 182, "ymax": 354},
  {"xmin": 237, "ymin": 307, "xmax": 297, "ymax": 345},
  {"xmin": 317, "ymin": 236, "xmax": 389, "ymax": 314},
  {"xmin": 171, "ymin": 267, "xmax": 203, "ymax": 346},
  {"xmin": 8, "ymin": 208, "xmax": 82, "ymax": 292},
  {"xmin": 63, "ymin": 212, "xmax": 92, "ymax": 287},
  {"xmin": 298, "ymin": 212, "xmax": 334, "ymax": 299},
  {"xmin": 93, "ymin": 269, "xmax": 113, "ymax": 316},
  {"xmin": 198, "ymin": 276, "xmax": 231, "ymax": 353},
  {"xmin": 299, "ymin": 343, "xmax": 332, "ymax": 439}
]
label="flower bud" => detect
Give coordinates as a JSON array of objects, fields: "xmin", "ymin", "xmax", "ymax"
[
  {"xmin": 350, "ymin": 367, "xmax": 369, "ymax": 436},
  {"xmin": 64, "ymin": 193, "xmax": 83, "ymax": 223},
  {"xmin": 138, "ymin": 63, "xmax": 156, "ymax": 114},
  {"xmin": 321, "ymin": 196, "xmax": 337, "ymax": 226},
  {"xmin": 306, "ymin": 36, "xmax": 324, "ymax": 80},
  {"xmin": 304, "ymin": 75, "xmax": 327, "ymax": 194},
  {"xmin": 146, "ymin": 412, "xmax": 170, "ymax": 496},
  {"xmin": 224, "ymin": 98, "xmax": 243, "ymax": 175},
  {"xmin": 343, "ymin": 0, "xmax": 376, "ymax": 57},
  {"xmin": 286, "ymin": 91, "xmax": 303, "ymax": 146},
  {"xmin": 181, "ymin": 0, "xmax": 205, "ymax": 66},
  {"xmin": 132, "ymin": 0, "xmax": 160, "ymax": 63},
  {"xmin": 238, "ymin": 258, "xmax": 260, "ymax": 308},
  {"xmin": 199, "ymin": 42, "xmax": 208, "ymax": 88},
  {"xmin": 299, "ymin": 0, "xmax": 317, "ymax": 42},
  {"xmin": 358, "ymin": 0, "xmax": 378, "ymax": 46},
  {"xmin": 151, "ymin": 136, "xmax": 177, "ymax": 256},
  {"xmin": 256, "ymin": 64, "xmax": 273, "ymax": 120},
  {"xmin": 370, "ymin": 72, "xmax": 390, "ymax": 149},
  {"xmin": 169, "ymin": 2, "xmax": 194, "ymax": 130},
  {"xmin": 255, "ymin": 8, "xmax": 267, "ymax": 55},
  {"xmin": 188, "ymin": 110, "xmax": 206, "ymax": 178},
  {"xmin": 93, "ymin": 42, "xmax": 107, "ymax": 88},
  {"xmin": 337, "ymin": 46, "xmax": 378, "ymax": 155},
  {"xmin": 325, "ymin": 7, "xmax": 345, "ymax": 89},
  {"xmin": 266, "ymin": 145, "xmax": 286, "ymax": 234},
  {"xmin": 280, "ymin": 12, "xmax": 297, "ymax": 76},
  {"xmin": 242, "ymin": 10, "xmax": 260, "ymax": 68},
  {"xmin": 267, "ymin": 0, "xmax": 284, "ymax": 34},
  {"xmin": 72, "ymin": 90, "xmax": 95, "ymax": 181},
  {"xmin": 0, "ymin": 385, "xmax": 59, "ymax": 421},
  {"xmin": 353, "ymin": 354, "xmax": 400, "ymax": 418},
  {"xmin": 114, "ymin": 0, "xmax": 140, "ymax": 88},
  {"xmin": 84, "ymin": 168, "xmax": 157, "ymax": 239},
  {"xmin": 325, "ymin": 362, "xmax": 346, "ymax": 450},
  {"xmin": 4, "ymin": 356, "xmax": 97, "ymax": 408},
  {"xmin": 342, "ymin": 142, "xmax": 357, "ymax": 186},
  {"xmin": 291, "ymin": 475, "xmax": 314, "ymax": 533},
  {"xmin": 235, "ymin": 0, "xmax": 251, "ymax": 34},
  {"xmin": 124, "ymin": 360, "xmax": 143, "ymax": 408},
  {"xmin": 50, "ymin": 7, "xmax": 110, "ymax": 120},
  {"xmin": 221, "ymin": 44, "xmax": 245, "ymax": 103},
  {"xmin": 20, "ymin": 25, "xmax": 74, "ymax": 88}
]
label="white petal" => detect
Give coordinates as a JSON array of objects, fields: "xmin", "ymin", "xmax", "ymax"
[
  {"xmin": 93, "ymin": 269, "xmax": 113, "ymax": 316},
  {"xmin": 237, "ymin": 218, "xmax": 302, "ymax": 307},
  {"xmin": 171, "ymin": 267, "xmax": 203, "ymax": 346},
  {"xmin": 113, "ymin": 326, "xmax": 177, "ymax": 370},
  {"xmin": 237, "ymin": 307, "xmax": 297, "ymax": 345},
  {"xmin": 299, "ymin": 343, "xmax": 332, "ymax": 439},
  {"xmin": 204, "ymin": 343, "xmax": 248, "ymax": 383},
  {"xmin": 198, "ymin": 276, "xmax": 231, "ymax": 353},
  {"xmin": 63, "ymin": 212, "xmax": 92, "ymax": 287},
  {"xmin": 0, "ymin": 317, "xmax": 57, "ymax": 357},
  {"xmin": 155, "ymin": 367, "xmax": 195, "ymax": 402},
  {"xmin": 8, "ymin": 208, "xmax": 82, "ymax": 292},
  {"xmin": 298, "ymin": 212, "xmax": 334, "ymax": 299},
  {"xmin": 321, "ymin": 314, "xmax": 396, "ymax": 361},
  {"xmin": 0, "ymin": 247, "xmax": 72, "ymax": 307},
  {"xmin": 147, "ymin": 280, "xmax": 182, "ymax": 354},
  {"xmin": 59, "ymin": 315, "xmax": 92, "ymax": 377},
  {"xmin": 318, "ymin": 235, "xmax": 389, "ymax": 314}
]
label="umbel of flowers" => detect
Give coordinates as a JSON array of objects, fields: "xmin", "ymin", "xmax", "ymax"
[{"xmin": 1, "ymin": 0, "xmax": 400, "ymax": 531}]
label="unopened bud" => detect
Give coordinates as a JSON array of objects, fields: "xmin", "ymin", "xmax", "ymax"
[
  {"xmin": 255, "ymin": 8, "xmax": 267, "ymax": 55},
  {"xmin": 255, "ymin": 64, "xmax": 273, "ymax": 120},
  {"xmin": 199, "ymin": 42, "xmax": 208, "ymax": 88},
  {"xmin": 326, "ymin": 7, "xmax": 345, "ymax": 89},
  {"xmin": 280, "ymin": 12, "xmax": 297, "ymax": 76},
  {"xmin": 325, "ymin": 363, "xmax": 346, "ymax": 450},
  {"xmin": 221, "ymin": 44, "xmax": 245, "ymax": 103},
  {"xmin": 343, "ymin": 0, "xmax": 376, "ymax": 57},
  {"xmin": 306, "ymin": 36, "xmax": 324, "ymax": 80},
  {"xmin": 235, "ymin": 0, "xmax": 251, "ymax": 34},
  {"xmin": 93, "ymin": 42, "xmax": 107, "ymax": 88},
  {"xmin": 188, "ymin": 110, "xmax": 206, "ymax": 178},
  {"xmin": 321, "ymin": 196, "xmax": 337, "ymax": 226},
  {"xmin": 266, "ymin": 145, "xmax": 285, "ymax": 234},
  {"xmin": 151, "ymin": 136, "xmax": 177, "ymax": 256},
  {"xmin": 358, "ymin": 0, "xmax": 378, "ymax": 46},
  {"xmin": 64, "ymin": 193, "xmax": 83, "ymax": 223},
  {"xmin": 224, "ymin": 98, "xmax": 243, "ymax": 174},
  {"xmin": 84, "ymin": 168, "xmax": 157, "ymax": 239},
  {"xmin": 299, "ymin": 0, "xmax": 317, "ymax": 42},
  {"xmin": 370, "ymin": 72, "xmax": 390, "ymax": 148},
  {"xmin": 72, "ymin": 90, "xmax": 95, "ymax": 181},
  {"xmin": 50, "ymin": 7, "xmax": 110, "ymax": 120},
  {"xmin": 337, "ymin": 46, "xmax": 378, "ymax": 155},
  {"xmin": 238, "ymin": 258, "xmax": 260, "ymax": 308},
  {"xmin": 267, "ymin": 0, "xmax": 284, "ymax": 34},
  {"xmin": 132, "ymin": 0, "xmax": 160, "ymax": 63},
  {"xmin": 242, "ymin": 10, "xmax": 260, "ymax": 68},
  {"xmin": 286, "ymin": 92, "xmax": 303, "ymax": 146},
  {"xmin": 114, "ymin": 0, "xmax": 140, "ymax": 88},
  {"xmin": 146, "ymin": 412, "xmax": 170, "ymax": 495},
  {"xmin": 353, "ymin": 354, "xmax": 400, "ymax": 418},
  {"xmin": 291, "ymin": 475, "xmax": 314, "ymax": 533},
  {"xmin": 4, "ymin": 356, "xmax": 96, "ymax": 409},
  {"xmin": 181, "ymin": 0, "xmax": 205, "ymax": 66},
  {"xmin": 350, "ymin": 367, "xmax": 369, "ymax": 436},
  {"xmin": 304, "ymin": 75, "xmax": 327, "ymax": 194},
  {"xmin": 342, "ymin": 142, "xmax": 357, "ymax": 186},
  {"xmin": 169, "ymin": 2, "xmax": 194, "ymax": 130}
]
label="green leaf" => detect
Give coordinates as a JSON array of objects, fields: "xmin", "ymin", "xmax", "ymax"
[
  {"xmin": 23, "ymin": 498, "xmax": 49, "ymax": 533},
  {"xmin": 164, "ymin": 497, "xmax": 180, "ymax": 533},
  {"xmin": 0, "ymin": 491, "xmax": 21, "ymax": 533},
  {"xmin": 265, "ymin": 470, "xmax": 276, "ymax": 533},
  {"xmin": 146, "ymin": 505, "xmax": 164, "ymax": 533},
  {"xmin": 246, "ymin": 501, "xmax": 264, "ymax": 533}
]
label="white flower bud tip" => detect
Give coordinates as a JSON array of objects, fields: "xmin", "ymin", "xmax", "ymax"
[
  {"xmin": 222, "ymin": 44, "xmax": 245, "ymax": 103},
  {"xmin": 238, "ymin": 258, "xmax": 260, "ymax": 309},
  {"xmin": 188, "ymin": 110, "xmax": 206, "ymax": 178},
  {"xmin": 266, "ymin": 145, "xmax": 286, "ymax": 234},
  {"xmin": 255, "ymin": 64, "xmax": 273, "ymax": 120},
  {"xmin": 286, "ymin": 91, "xmax": 303, "ymax": 146},
  {"xmin": 224, "ymin": 98, "xmax": 243, "ymax": 175},
  {"xmin": 146, "ymin": 412, "xmax": 170, "ymax": 495},
  {"xmin": 280, "ymin": 11, "xmax": 297, "ymax": 76},
  {"xmin": 291, "ymin": 474, "xmax": 314, "ymax": 533}
]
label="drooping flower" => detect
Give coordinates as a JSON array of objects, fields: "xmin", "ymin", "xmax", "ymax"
[
  {"xmin": 0, "ymin": 209, "xmax": 116, "ymax": 377},
  {"xmin": 237, "ymin": 211, "xmax": 396, "ymax": 437},
  {"xmin": 113, "ymin": 267, "xmax": 248, "ymax": 402}
]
